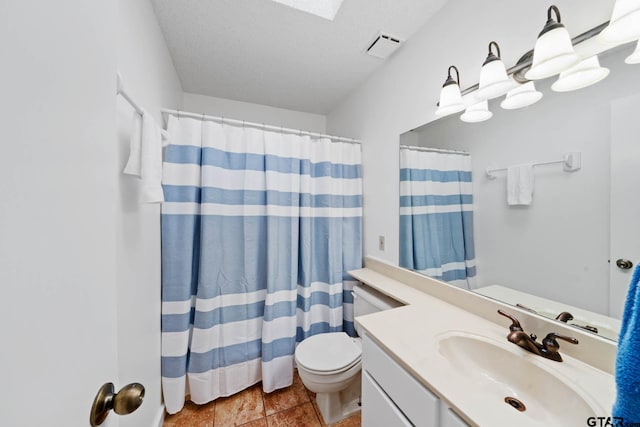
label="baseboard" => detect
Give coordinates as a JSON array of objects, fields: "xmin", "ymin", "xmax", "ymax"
[{"xmin": 153, "ymin": 405, "xmax": 165, "ymax": 427}]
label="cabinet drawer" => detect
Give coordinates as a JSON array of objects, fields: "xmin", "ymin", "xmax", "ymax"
[
  {"xmin": 362, "ymin": 371, "xmax": 412, "ymax": 427},
  {"xmin": 440, "ymin": 402, "xmax": 471, "ymax": 427},
  {"xmin": 363, "ymin": 336, "xmax": 439, "ymax": 427}
]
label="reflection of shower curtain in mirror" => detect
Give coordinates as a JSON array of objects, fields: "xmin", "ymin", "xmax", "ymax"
[{"xmin": 399, "ymin": 147, "xmax": 476, "ymax": 289}]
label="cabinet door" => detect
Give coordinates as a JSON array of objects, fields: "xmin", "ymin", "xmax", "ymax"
[
  {"xmin": 362, "ymin": 371, "xmax": 412, "ymax": 427},
  {"xmin": 363, "ymin": 336, "xmax": 440, "ymax": 426},
  {"xmin": 440, "ymin": 402, "xmax": 471, "ymax": 427}
]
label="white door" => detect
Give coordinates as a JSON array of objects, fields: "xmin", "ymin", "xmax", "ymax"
[
  {"xmin": 0, "ymin": 1, "xmax": 120, "ymax": 426},
  {"xmin": 609, "ymin": 93, "xmax": 640, "ymax": 319}
]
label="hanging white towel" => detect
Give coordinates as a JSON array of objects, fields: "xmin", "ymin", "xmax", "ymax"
[
  {"xmin": 123, "ymin": 112, "xmax": 143, "ymax": 176},
  {"xmin": 123, "ymin": 110, "xmax": 165, "ymax": 203},
  {"xmin": 507, "ymin": 164, "xmax": 534, "ymax": 205}
]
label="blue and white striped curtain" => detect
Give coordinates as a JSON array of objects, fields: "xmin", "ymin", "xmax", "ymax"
[
  {"xmin": 160, "ymin": 115, "xmax": 362, "ymax": 414},
  {"xmin": 399, "ymin": 147, "xmax": 476, "ymax": 289}
]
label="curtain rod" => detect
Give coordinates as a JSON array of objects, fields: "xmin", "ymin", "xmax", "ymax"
[
  {"xmin": 400, "ymin": 144, "xmax": 470, "ymax": 156},
  {"xmin": 161, "ymin": 109, "xmax": 361, "ymax": 145}
]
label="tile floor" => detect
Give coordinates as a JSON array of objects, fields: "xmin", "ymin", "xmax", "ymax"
[{"xmin": 163, "ymin": 370, "xmax": 361, "ymax": 427}]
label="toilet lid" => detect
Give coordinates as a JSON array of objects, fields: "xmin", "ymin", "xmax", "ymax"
[{"xmin": 295, "ymin": 332, "xmax": 362, "ymax": 373}]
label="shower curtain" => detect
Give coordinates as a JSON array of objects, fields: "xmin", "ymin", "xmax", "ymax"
[
  {"xmin": 160, "ymin": 115, "xmax": 362, "ymax": 414},
  {"xmin": 399, "ymin": 147, "xmax": 476, "ymax": 289}
]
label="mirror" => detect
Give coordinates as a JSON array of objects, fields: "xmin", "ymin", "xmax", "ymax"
[{"xmin": 399, "ymin": 44, "xmax": 640, "ymax": 342}]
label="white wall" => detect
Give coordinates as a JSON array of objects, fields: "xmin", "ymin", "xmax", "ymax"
[
  {"xmin": 0, "ymin": 1, "xmax": 120, "ymax": 426},
  {"xmin": 409, "ymin": 52, "xmax": 640, "ymax": 315},
  {"xmin": 1, "ymin": 0, "xmax": 182, "ymax": 425},
  {"xmin": 326, "ymin": 1, "xmax": 616, "ymax": 301},
  {"xmin": 116, "ymin": 1, "xmax": 183, "ymax": 426},
  {"xmin": 184, "ymin": 92, "xmax": 327, "ymax": 134}
]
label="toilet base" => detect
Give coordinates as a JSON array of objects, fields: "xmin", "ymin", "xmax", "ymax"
[{"xmin": 315, "ymin": 372, "xmax": 361, "ymax": 425}]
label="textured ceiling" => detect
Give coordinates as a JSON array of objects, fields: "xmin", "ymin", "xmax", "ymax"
[{"xmin": 150, "ymin": 0, "xmax": 449, "ymax": 114}]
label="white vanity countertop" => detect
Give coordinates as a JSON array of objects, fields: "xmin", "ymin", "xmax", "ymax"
[{"xmin": 350, "ymin": 267, "xmax": 616, "ymax": 427}]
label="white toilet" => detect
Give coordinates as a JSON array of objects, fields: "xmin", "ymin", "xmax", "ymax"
[{"xmin": 294, "ymin": 284, "xmax": 402, "ymax": 424}]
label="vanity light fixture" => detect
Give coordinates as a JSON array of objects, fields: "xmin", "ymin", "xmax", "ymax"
[
  {"xmin": 435, "ymin": 66, "xmax": 465, "ymax": 117},
  {"xmin": 460, "ymin": 100, "xmax": 492, "ymax": 123},
  {"xmin": 500, "ymin": 82, "xmax": 543, "ymax": 110},
  {"xmin": 551, "ymin": 56, "xmax": 610, "ymax": 92},
  {"xmin": 525, "ymin": 5, "xmax": 580, "ymax": 81},
  {"xmin": 476, "ymin": 41, "xmax": 512, "ymax": 100},
  {"xmin": 599, "ymin": 0, "xmax": 640, "ymax": 44},
  {"xmin": 625, "ymin": 40, "xmax": 640, "ymax": 64}
]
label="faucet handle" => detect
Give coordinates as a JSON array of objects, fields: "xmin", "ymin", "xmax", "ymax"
[
  {"xmin": 497, "ymin": 309, "xmax": 523, "ymax": 331},
  {"xmin": 542, "ymin": 332, "xmax": 579, "ymax": 352},
  {"xmin": 555, "ymin": 312, "xmax": 574, "ymax": 322}
]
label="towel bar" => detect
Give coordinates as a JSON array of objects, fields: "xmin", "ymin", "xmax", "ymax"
[{"xmin": 486, "ymin": 151, "xmax": 581, "ymax": 179}]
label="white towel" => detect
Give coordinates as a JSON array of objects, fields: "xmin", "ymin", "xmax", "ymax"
[
  {"xmin": 123, "ymin": 110, "xmax": 165, "ymax": 203},
  {"xmin": 123, "ymin": 112, "xmax": 143, "ymax": 176},
  {"xmin": 507, "ymin": 164, "xmax": 534, "ymax": 205}
]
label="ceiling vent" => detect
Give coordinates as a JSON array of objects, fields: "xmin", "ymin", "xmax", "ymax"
[{"xmin": 364, "ymin": 32, "xmax": 404, "ymax": 59}]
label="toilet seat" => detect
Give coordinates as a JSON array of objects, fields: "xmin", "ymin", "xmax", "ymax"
[{"xmin": 295, "ymin": 332, "xmax": 362, "ymax": 375}]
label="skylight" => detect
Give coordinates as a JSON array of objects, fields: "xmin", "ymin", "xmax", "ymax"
[{"xmin": 270, "ymin": 0, "xmax": 345, "ymax": 21}]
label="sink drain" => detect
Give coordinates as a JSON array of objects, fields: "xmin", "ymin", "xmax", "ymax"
[{"xmin": 504, "ymin": 397, "xmax": 526, "ymax": 412}]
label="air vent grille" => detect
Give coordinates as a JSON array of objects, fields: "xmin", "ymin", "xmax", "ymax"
[{"xmin": 365, "ymin": 32, "xmax": 403, "ymax": 59}]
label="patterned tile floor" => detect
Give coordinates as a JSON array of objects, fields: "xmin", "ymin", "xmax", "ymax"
[{"xmin": 163, "ymin": 370, "xmax": 361, "ymax": 427}]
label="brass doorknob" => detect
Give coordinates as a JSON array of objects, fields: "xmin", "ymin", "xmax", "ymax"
[{"xmin": 90, "ymin": 382, "xmax": 145, "ymax": 426}]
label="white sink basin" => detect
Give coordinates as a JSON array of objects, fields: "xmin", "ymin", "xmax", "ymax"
[{"xmin": 437, "ymin": 332, "xmax": 601, "ymax": 425}]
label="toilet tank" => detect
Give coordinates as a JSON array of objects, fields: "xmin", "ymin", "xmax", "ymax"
[{"xmin": 353, "ymin": 284, "xmax": 403, "ymax": 336}]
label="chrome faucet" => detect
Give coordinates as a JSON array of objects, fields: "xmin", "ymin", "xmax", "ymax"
[{"xmin": 497, "ymin": 310, "xmax": 578, "ymax": 362}]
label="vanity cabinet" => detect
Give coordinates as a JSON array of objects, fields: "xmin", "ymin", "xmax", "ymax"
[
  {"xmin": 440, "ymin": 405, "xmax": 470, "ymax": 427},
  {"xmin": 362, "ymin": 371, "xmax": 412, "ymax": 427},
  {"xmin": 362, "ymin": 335, "xmax": 470, "ymax": 427}
]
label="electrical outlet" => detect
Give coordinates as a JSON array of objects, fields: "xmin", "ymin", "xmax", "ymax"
[{"xmin": 378, "ymin": 235, "xmax": 385, "ymax": 251}]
